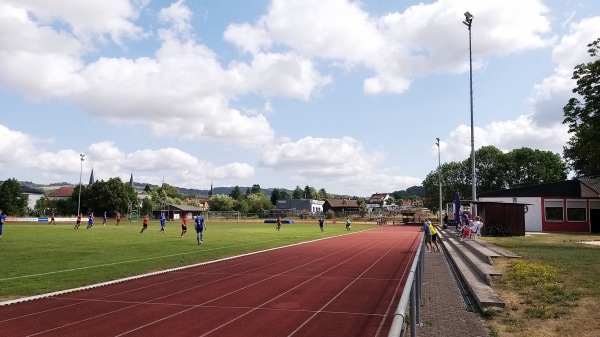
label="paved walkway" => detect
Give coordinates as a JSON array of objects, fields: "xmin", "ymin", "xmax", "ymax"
[{"xmin": 416, "ymin": 250, "xmax": 491, "ymax": 337}]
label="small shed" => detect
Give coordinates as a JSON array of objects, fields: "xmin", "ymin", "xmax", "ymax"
[{"xmin": 473, "ymin": 201, "xmax": 528, "ymax": 236}]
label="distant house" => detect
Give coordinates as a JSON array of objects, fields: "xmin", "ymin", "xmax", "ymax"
[
  {"xmin": 275, "ymin": 199, "xmax": 324, "ymax": 215},
  {"xmin": 367, "ymin": 192, "xmax": 395, "ymax": 213},
  {"xmin": 47, "ymin": 186, "xmax": 75, "ymax": 201},
  {"xmin": 478, "ymin": 178, "xmax": 600, "ymax": 233},
  {"xmin": 152, "ymin": 204, "xmax": 205, "ymax": 220},
  {"xmin": 182, "ymin": 197, "xmax": 210, "ymax": 211},
  {"xmin": 21, "ymin": 185, "xmax": 45, "ymax": 209},
  {"xmin": 323, "ymin": 198, "xmax": 360, "ymax": 216}
]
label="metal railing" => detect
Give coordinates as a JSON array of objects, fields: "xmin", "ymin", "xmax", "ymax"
[{"xmin": 388, "ymin": 234, "xmax": 425, "ymax": 337}]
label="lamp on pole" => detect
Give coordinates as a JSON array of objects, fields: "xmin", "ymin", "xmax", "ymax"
[
  {"xmin": 436, "ymin": 138, "xmax": 443, "ymax": 225},
  {"xmin": 463, "ymin": 11, "xmax": 477, "ymax": 216},
  {"xmin": 77, "ymin": 153, "xmax": 85, "ymax": 216}
]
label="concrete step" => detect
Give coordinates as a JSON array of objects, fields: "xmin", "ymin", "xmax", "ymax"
[
  {"xmin": 440, "ymin": 229, "xmax": 503, "ymax": 264},
  {"xmin": 437, "ymin": 229, "xmax": 505, "ymax": 311},
  {"xmin": 438, "ymin": 230, "xmax": 502, "ymax": 286}
]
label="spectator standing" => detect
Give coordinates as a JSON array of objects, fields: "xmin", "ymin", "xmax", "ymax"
[
  {"xmin": 421, "ymin": 219, "xmax": 433, "ymax": 253},
  {"xmin": 428, "ymin": 221, "xmax": 440, "ymax": 252}
]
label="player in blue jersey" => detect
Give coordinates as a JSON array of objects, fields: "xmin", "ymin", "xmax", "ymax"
[
  {"xmin": 194, "ymin": 212, "xmax": 206, "ymax": 245},
  {"xmin": 86, "ymin": 212, "xmax": 94, "ymax": 229},
  {"xmin": 159, "ymin": 213, "xmax": 167, "ymax": 233},
  {"xmin": 0, "ymin": 209, "xmax": 5, "ymax": 239},
  {"xmin": 103, "ymin": 211, "xmax": 107, "ymax": 226}
]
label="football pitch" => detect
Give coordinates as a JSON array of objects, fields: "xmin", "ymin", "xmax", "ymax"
[{"xmin": 0, "ymin": 220, "xmax": 377, "ymax": 301}]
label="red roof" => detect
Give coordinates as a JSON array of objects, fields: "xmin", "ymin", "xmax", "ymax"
[
  {"xmin": 47, "ymin": 186, "xmax": 75, "ymax": 198},
  {"xmin": 325, "ymin": 198, "xmax": 359, "ymax": 208}
]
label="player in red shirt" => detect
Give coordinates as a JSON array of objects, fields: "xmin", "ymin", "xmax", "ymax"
[
  {"xmin": 181, "ymin": 214, "xmax": 188, "ymax": 237},
  {"xmin": 140, "ymin": 214, "xmax": 149, "ymax": 233},
  {"xmin": 49, "ymin": 212, "xmax": 56, "ymax": 225},
  {"xmin": 74, "ymin": 213, "xmax": 82, "ymax": 229}
]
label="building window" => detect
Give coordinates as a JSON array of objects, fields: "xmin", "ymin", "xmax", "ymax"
[
  {"xmin": 566, "ymin": 200, "xmax": 587, "ymax": 222},
  {"xmin": 544, "ymin": 200, "xmax": 564, "ymax": 222}
]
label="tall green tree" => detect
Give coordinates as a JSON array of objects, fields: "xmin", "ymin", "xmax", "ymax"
[
  {"xmin": 505, "ymin": 148, "xmax": 567, "ymax": 188},
  {"xmin": 270, "ymin": 188, "xmax": 281, "ymax": 205},
  {"xmin": 229, "ymin": 186, "xmax": 242, "ymax": 200},
  {"xmin": 250, "ymin": 184, "xmax": 261, "ymax": 194},
  {"xmin": 292, "ymin": 186, "xmax": 304, "ymax": 199},
  {"xmin": 208, "ymin": 195, "xmax": 234, "ymax": 211},
  {"xmin": 0, "ymin": 178, "xmax": 28, "ymax": 216},
  {"xmin": 563, "ymin": 37, "xmax": 600, "ymax": 176}
]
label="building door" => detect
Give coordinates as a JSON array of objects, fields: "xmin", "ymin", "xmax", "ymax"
[{"xmin": 590, "ymin": 201, "xmax": 600, "ymax": 233}]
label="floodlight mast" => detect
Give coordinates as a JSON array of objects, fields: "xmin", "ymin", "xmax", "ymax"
[
  {"xmin": 463, "ymin": 11, "xmax": 477, "ymax": 216},
  {"xmin": 77, "ymin": 154, "xmax": 85, "ymax": 216},
  {"xmin": 436, "ymin": 138, "xmax": 442, "ymax": 225}
]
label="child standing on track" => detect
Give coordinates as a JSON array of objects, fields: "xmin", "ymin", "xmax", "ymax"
[{"xmin": 195, "ymin": 212, "xmax": 206, "ymax": 245}]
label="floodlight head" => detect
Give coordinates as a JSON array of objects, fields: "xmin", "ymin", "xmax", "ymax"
[{"xmin": 463, "ymin": 11, "xmax": 473, "ymax": 27}]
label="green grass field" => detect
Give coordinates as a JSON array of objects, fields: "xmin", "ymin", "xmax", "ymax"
[{"xmin": 0, "ymin": 220, "xmax": 377, "ymax": 300}]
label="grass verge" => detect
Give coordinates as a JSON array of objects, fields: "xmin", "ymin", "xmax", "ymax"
[{"xmin": 484, "ymin": 233, "xmax": 600, "ymax": 337}]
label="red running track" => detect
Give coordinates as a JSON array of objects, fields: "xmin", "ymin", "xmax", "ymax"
[{"xmin": 0, "ymin": 226, "xmax": 422, "ymax": 337}]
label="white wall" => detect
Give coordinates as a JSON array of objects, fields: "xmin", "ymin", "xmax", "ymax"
[{"xmin": 479, "ymin": 197, "xmax": 542, "ymax": 232}]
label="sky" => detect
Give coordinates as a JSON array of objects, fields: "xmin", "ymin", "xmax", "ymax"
[{"xmin": 1, "ymin": 0, "xmax": 599, "ymax": 197}]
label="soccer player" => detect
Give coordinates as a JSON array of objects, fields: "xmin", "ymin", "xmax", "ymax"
[
  {"xmin": 103, "ymin": 211, "xmax": 107, "ymax": 226},
  {"xmin": 116, "ymin": 212, "xmax": 121, "ymax": 226},
  {"xmin": 195, "ymin": 212, "xmax": 206, "ymax": 245},
  {"xmin": 276, "ymin": 216, "xmax": 281, "ymax": 231},
  {"xmin": 86, "ymin": 212, "xmax": 94, "ymax": 229},
  {"xmin": 159, "ymin": 213, "xmax": 166, "ymax": 233},
  {"xmin": 319, "ymin": 217, "xmax": 324, "ymax": 232},
  {"xmin": 74, "ymin": 213, "xmax": 82, "ymax": 229},
  {"xmin": 181, "ymin": 214, "xmax": 188, "ymax": 237},
  {"xmin": 346, "ymin": 217, "xmax": 351, "ymax": 231},
  {"xmin": 0, "ymin": 209, "xmax": 5, "ymax": 239},
  {"xmin": 49, "ymin": 211, "xmax": 56, "ymax": 225},
  {"xmin": 140, "ymin": 214, "xmax": 149, "ymax": 233}
]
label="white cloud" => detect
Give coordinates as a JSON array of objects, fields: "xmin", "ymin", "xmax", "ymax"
[
  {"xmin": 225, "ymin": 0, "xmax": 554, "ymax": 94},
  {"xmin": 0, "ymin": 124, "xmax": 255, "ymax": 189},
  {"xmin": 261, "ymin": 136, "xmax": 421, "ymax": 195},
  {"xmin": 2, "ymin": 0, "xmax": 145, "ymax": 45}
]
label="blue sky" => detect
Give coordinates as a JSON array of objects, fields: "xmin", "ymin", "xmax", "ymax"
[{"xmin": 0, "ymin": 0, "xmax": 599, "ymax": 197}]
